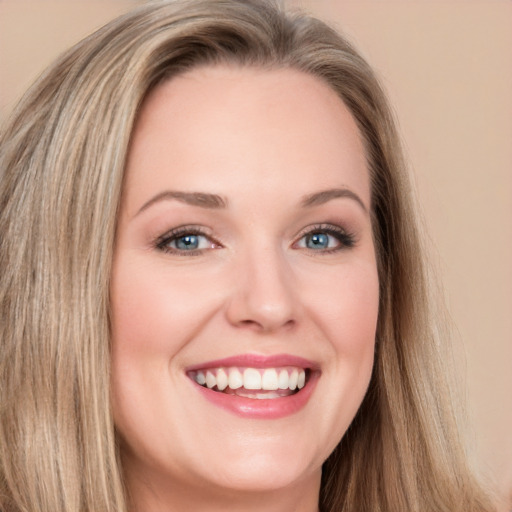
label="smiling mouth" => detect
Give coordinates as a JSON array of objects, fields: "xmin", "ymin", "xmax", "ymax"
[{"xmin": 187, "ymin": 367, "xmax": 309, "ymax": 399}]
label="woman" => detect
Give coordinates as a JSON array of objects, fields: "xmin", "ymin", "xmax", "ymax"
[{"xmin": 0, "ymin": 1, "xmax": 496, "ymax": 511}]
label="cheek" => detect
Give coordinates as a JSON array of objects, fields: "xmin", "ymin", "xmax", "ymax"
[
  {"xmin": 110, "ymin": 256, "xmax": 219, "ymax": 358},
  {"xmin": 331, "ymin": 266, "xmax": 379, "ymax": 394},
  {"xmin": 109, "ymin": 255, "xmax": 221, "ymax": 444},
  {"xmin": 305, "ymin": 259, "xmax": 378, "ymax": 413},
  {"xmin": 305, "ymin": 261, "xmax": 379, "ymax": 355},
  {"xmin": 293, "ymin": 259, "xmax": 378, "ymax": 457}
]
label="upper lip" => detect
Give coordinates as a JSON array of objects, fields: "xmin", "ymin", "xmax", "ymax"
[{"xmin": 185, "ymin": 353, "xmax": 319, "ymax": 372}]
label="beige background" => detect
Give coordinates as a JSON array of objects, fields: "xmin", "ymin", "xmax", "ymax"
[{"xmin": 1, "ymin": 0, "xmax": 511, "ymax": 508}]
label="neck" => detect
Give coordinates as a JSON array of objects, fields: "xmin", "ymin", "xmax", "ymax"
[{"xmin": 125, "ymin": 464, "xmax": 322, "ymax": 512}]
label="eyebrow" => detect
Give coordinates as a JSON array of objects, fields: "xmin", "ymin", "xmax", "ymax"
[
  {"xmin": 135, "ymin": 186, "xmax": 367, "ymax": 217},
  {"xmin": 136, "ymin": 190, "xmax": 228, "ymax": 215},
  {"xmin": 300, "ymin": 188, "xmax": 368, "ymax": 212}
]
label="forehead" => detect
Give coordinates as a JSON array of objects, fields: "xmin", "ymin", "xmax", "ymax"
[{"xmin": 123, "ymin": 65, "xmax": 369, "ymax": 212}]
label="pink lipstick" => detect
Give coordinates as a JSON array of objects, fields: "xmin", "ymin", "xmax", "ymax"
[{"xmin": 185, "ymin": 354, "xmax": 320, "ymax": 419}]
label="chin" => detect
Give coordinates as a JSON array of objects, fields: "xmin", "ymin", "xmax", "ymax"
[
  {"xmin": 201, "ymin": 454, "xmax": 318, "ymax": 494},
  {"xmin": 185, "ymin": 429, "xmax": 325, "ymax": 494}
]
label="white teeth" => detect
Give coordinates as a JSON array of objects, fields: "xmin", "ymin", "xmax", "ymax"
[
  {"xmin": 206, "ymin": 370, "xmax": 216, "ymax": 389},
  {"xmin": 278, "ymin": 369, "xmax": 289, "ymax": 389},
  {"xmin": 216, "ymin": 368, "xmax": 228, "ymax": 391},
  {"xmin": 297, "ymin": 369, "xmax": 306, "ymax": 389},
  {"xmin": 243, "ymin": 368, "xmax": 262, "ymax": 390},
  {"xmin": 261, "ymin": 369, "xmax": 278, "ymax": 390},
  {"xmin": 289, "ymin": 369, "xmax": 298, "ymax": 390},
  {"xmin": 195, "ymin": 371, "xmax": 206, "ymax": 386},
  {"xmin": 191, "ymin": 366, "xmax": 309, "ymax": 393},
  {"xmin": 235, "ymin": 390, "xmax": 288, "ymax": 399},
  {"xmin": 228, "ymin": 368, "xmax": 243, "ymax": 389}
]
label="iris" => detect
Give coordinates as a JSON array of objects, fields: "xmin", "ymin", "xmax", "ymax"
[
  {"xmin": 175, "ymin": 234, "xmax": 200, "ymax": 250},
  {"xmin": 305, "ymin": 232, "xmax": 330, "ymax": 249}
]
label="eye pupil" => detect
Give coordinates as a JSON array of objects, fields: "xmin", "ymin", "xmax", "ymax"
[
  {"xmin": 175, "ymin": 235, "xmax": 199, "ymax": 250},
  {"xmin": 307, "ymin": 232, "xmax": 329, "ymax": 249}
]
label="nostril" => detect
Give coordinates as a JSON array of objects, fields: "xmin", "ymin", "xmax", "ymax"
[
  {"xmin": 224, "ymin": 265, "xmax": 299, "ymax": 332},
  {"xmin": 237, "ymin": 317, "xmax": 296, "ymax": 332}
]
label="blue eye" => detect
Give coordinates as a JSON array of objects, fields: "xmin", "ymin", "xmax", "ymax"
[
  {"xmin": 305, "ymin": 232, "xmax": 331, "ymax": 249},
  {"xmin": 296, "ymin": 225, "xmax": 355, "ymax": 253},
  {"xmin": 173, "ymin": 234, "xmax": 201, "ymax": 250},
  {"xmin": 156, "ymin": 227, "xmax": 216, "ymax": 254}
]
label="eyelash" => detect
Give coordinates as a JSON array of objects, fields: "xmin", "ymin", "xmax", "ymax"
[
  {"xmin": 155, "ymin": 226, "xmax": 218, "ymax": 256},
  {"xmin": 154, "ymin": 223, "xmax": 356, "ymax": 256},
  {"xmin": 294, "ymin": 223, "xmax": 356, "ymax": 254}
]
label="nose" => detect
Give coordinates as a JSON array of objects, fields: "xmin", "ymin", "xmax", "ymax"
[{"xmin": 225, "ymin": 248, "xmax": 299, "ymax": 333}]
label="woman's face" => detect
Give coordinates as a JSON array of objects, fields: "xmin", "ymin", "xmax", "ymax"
[{"xmin": 111, "ymin": 65, "xmax": 379, "ymax": 504}]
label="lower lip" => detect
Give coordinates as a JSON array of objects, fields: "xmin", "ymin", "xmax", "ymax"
[{"xmin": 190, "ymin": 372, "xmax": 319, "ymax": 419}]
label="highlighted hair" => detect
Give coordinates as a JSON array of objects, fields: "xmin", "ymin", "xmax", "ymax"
[{"xmin": 0, "ymin": 1, "xmax": 494, "ymax": 510}]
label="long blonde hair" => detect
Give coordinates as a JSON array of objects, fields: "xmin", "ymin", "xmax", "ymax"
[{"xmin": 0, "ymin": 1, "xmax": 494, "ymax": 511}]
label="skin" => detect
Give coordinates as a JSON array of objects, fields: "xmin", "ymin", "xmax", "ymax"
[{"xmin": 110, "ymin": 65, "xmax": 379, "ymax": 512}]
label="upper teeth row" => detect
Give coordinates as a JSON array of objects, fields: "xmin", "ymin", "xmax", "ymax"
[{"xmin": 190, "ymin": 367, "xmax": 306, "ymax": 391}]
